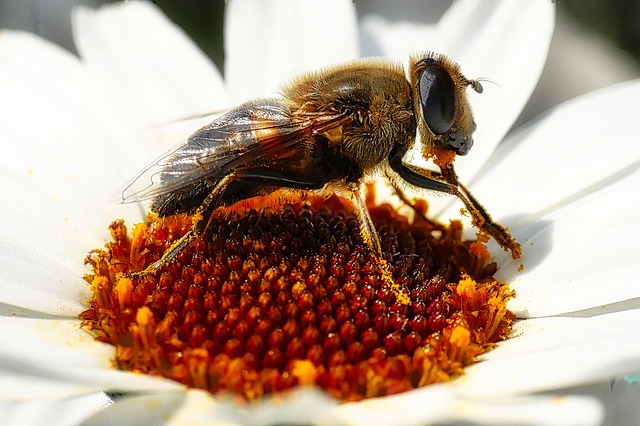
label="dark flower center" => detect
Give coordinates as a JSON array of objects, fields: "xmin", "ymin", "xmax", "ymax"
[{"xmin": 81, "ymin": 194, "xmax": 514, "ymax": 401}]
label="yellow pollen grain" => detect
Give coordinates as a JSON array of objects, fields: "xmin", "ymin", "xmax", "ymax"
[
  {"xmin": 89, "ymin": 275, "xmax": 110, "ymax": 308},
  {"xmin": 109, "ymin": 220, "xmax": 127, "ymax": 241},
  {"xmin": 488, "ymin": 294, "xmax": 504, "ymax": 311},
  {"xmin": 130, "ymin": 222, "xmax": 149, "ymax": 266},
  {"xmin": 291, "ymin": 281, "xmax": 306, "ymax": 299},
  {"xmin": 469, "ymin": 239, "xmax": 490, "ymax": 261},
  {"xmin": 136, "ymin": 306, "xmax": 153, "ymax": 326},
  {"xmin": 136, "ymin": 306, "xmax": 156, "ymax": 352},
  {"xmin": 90, "ymin": 275, "xmax": 108, "ymax": 293},
  {"xmin": 378, "ymin": 258, "xmax": 410, "ymax": 305},
  {"xmin": 131, "ymin": 222, "xmax": 148, "ymax": 240},
  {"xmin": 456, "ymin": 275, "xmax": 477, "ymax": 298},
  {"xmin": 115, "ymin": 277, "xmax": 133, "ymax": 312},
  {"xmin": 291, "ymin": 359, "xmax": 317, "ymax": 385},
  {"xmin": 450, "ymin": 326, "xmax": 471, "ymax": 347},
  {"xmin": 365, "ymin": 370, "xmax": 384, "ymax": 398}
]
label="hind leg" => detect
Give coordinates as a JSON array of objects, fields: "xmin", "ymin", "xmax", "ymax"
[
  {"xmin": 129, "ymin": 173, "xmax": 236, "ymax": 278},
  {"xmin": 130, "ymin": 168, "xmax": 329, "ymax": 278}
]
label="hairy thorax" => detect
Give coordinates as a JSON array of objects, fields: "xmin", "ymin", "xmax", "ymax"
[{"xmin": 283, "ymin": 58, "xmax": 416, "ymax": 172}]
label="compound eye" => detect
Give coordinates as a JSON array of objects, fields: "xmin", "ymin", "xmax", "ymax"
[{"xmin": 419, "ymin": 64, "xmax": 456, "ymax": 135}]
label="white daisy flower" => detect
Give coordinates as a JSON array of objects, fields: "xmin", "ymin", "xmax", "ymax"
[{"xmin": 1, "ymin": 1, "xmax": 639, "ymax": 425}]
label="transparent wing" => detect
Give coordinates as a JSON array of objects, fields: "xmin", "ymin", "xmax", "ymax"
[{"xmin": 112, "ymin": 99, "xmax": 350, "ymax": 204}]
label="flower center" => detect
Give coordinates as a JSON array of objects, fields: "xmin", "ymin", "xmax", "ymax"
[{"xmin": 81, "ymin": 194, "xmax": 514, "ymax": 401}]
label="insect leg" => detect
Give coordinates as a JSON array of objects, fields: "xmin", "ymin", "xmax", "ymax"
[
  {"xmin": 456, "ymin": 181, "xmax": 521, "ymax": 258},
  {"xmin": 234, "ymin": 169, "xmax": 384, "ymax": 256},
  {"xmin": 238, "ymin": 170, "xmax": 407, "ymax": 301},
  {"xmin": 130, "ymin": 173, "xmax": 237, "ymax": 278},
  {"xmin": 341, "ymin": 181, "xmax": 411, "ymax": 304},
  {"xmin": 388, "ymin": 150, "xmax": 521, "ymax": 258},
  {"xmin": 341, "ymin": 182, "xmax": 383, "ymax": 257},
  {"xmin": 392, "ymin": 184, "xmax": 431, "ymax": 223}
]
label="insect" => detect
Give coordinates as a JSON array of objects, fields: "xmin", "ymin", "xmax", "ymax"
[{"xmin": 115, "ymin": 52, "xmax": 521, "ymax": 277}]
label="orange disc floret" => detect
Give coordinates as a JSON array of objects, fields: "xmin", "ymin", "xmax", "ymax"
[{"xmin": 81, "ymin": 194, "xmax": 515, "ymax": 401}]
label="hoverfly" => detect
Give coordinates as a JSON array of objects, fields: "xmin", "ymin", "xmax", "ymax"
[{"xmin": 115, "ymin": 52, "xmax": 521, "ymax": 276}]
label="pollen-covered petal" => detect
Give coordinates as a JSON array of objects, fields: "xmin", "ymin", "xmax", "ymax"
[
  {"xmin": 0, "ymin": 235, "xmax": 90, "ymax": 316},
  {"xmin": 0, "ymin": 392, "xmax": 111, "ymax": 426},
  {"xmin": 464, "ymin": 79, "xmax": 640, "ymax": 225},
  {"xmin": 72, "ymin": 1, "xmax": 227, "ymax": 129},
  {"xmin": 458, "ymin": 309, "xmax": 640, "ymax": 396},
  {"xmin": 0, "ymin": 317, "xmax": 183, "ymax": 400},
  {"xmin": 432, "ymin": 0, "xmax": 555, "ymax": 184},
  {"xmin": 495, "ymin": 169, "xmax": 640, "ymax": 317},
  {"xmin": 224, "ymin": 0, "xmax": 359, "ymax": 102}
]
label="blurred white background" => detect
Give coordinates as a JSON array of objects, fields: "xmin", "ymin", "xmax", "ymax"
[{"xmin": 1, "ymin": 0, "xmax": 639, "ymax": 130}]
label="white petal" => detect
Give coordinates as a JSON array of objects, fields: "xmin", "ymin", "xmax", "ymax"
[
  {"xmin": 0, "ymin": 30, "xmax": 145, "ymax": 229},
  {"xmin": 443, "ymin": 394, "xmax": 603, "ymax": 426},
  {"xmin": 433, "ymin": 0, "xmax": 555, "ymax": 184},
  {"xmin": 359, "ymin": 15, "xmax": 436, "ymax": 59},
  {"xmin": 0, "ymin": 235, "xmax": 90, "ymax": 316},
  {"xmin": 0, "ymin": 317, "xmax": 114, "ymax": 372},
  {"xmin": 0, "ymin": 317, "xmax": 183, "ymax": 400},
  {"xmin": 497, "ymin": 167, "xmax": 640, "ymax": 317},
  {"xmin": 174, "ymin": 388, "xmax": 337, "ymax": 426},
  {"xmin": 72, "ymin": 1, "xmax": 227, "ymax": 129},
  {"xmin": 0, "ymin": 392, "xmax": 110, "ymax": 426},
  {"xmin": 0, "ymin": 173, "xmax": 101, "ymax": 275},
  {"xmin": 83, "ymin": 388, "xmax": 338, "ymax": 426},
  {"xmin": 85, "ymin": 385, "xmax": 601, "ymax": 426},
  {"xmin": 0, "ymin": 367, "xmax": 109, "ymax": 405},
  {"xmin": 224, "ymin": 0, "xmax": 359, "ymax": 102},
  {"xmin": 329, "ymin": 386, "xmax": 602, "ymax": 426},
  {"xmin": 81, "ymin": 392, "xmax": 185, "ymax": 426},
  {"xmin": 0, "ymin": 366, "xmax": 179, "ymax": 402},
  {"xmin": 439, "ymin": 81, "xmax": 640, "ymax": 300},
  {"xmin": 0, "ymin": 167, "xmax": 140, "ymax": 276},
  {"xmin": 468, "ymin": 78, "xmax": 640, "ymax": 225},
  {"xmin": 459, "ymin": 309, "xmax": 640, "ymax": 396}
]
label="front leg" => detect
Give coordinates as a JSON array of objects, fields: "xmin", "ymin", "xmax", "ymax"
[{"xmin": 388, "ymin": 146, "xmax": 521, "ymax": 259}]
